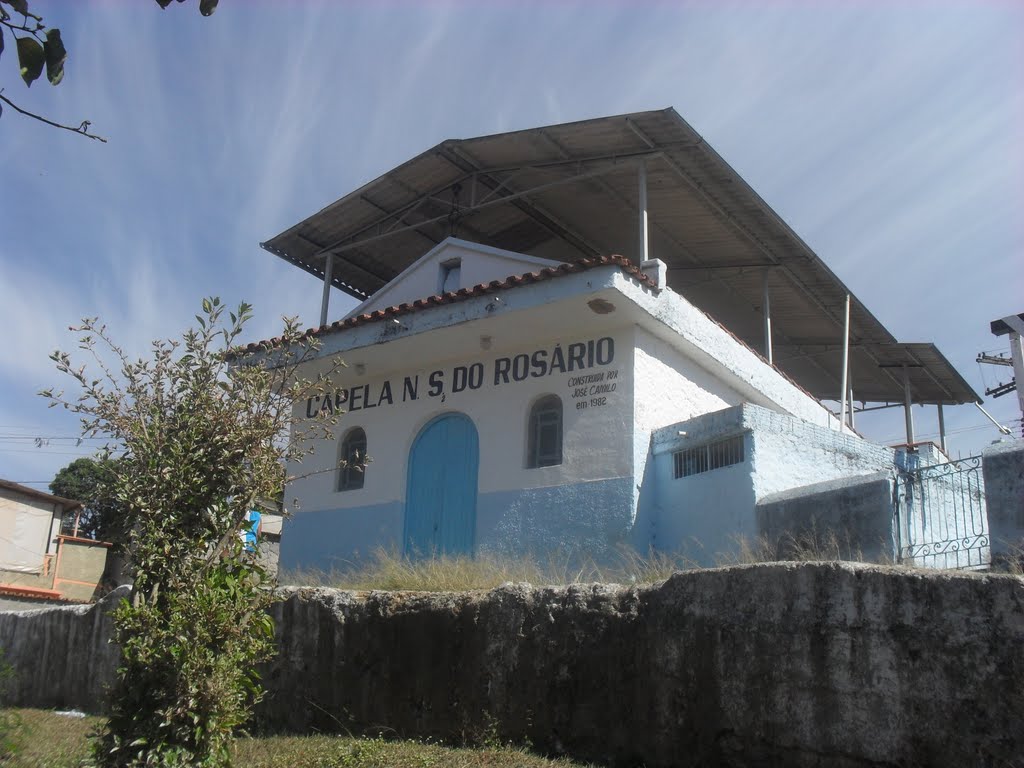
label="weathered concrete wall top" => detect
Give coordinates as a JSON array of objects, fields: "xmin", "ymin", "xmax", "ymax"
[
  {"xmin": 984, "ymin": 439, "xmax": 1024, "ymax": 556},
  {"xmin": 260, "ymin": 563, "xmax": 1024, "ymax": 767},
  {"xmin": 2, "ymin": 566, "xmax": 1022, "ymax": 767}
]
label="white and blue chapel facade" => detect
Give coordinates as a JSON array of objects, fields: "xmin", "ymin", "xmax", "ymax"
[
  {"xmin": 273, "ymin": 239, "xmax": 901, "ymax": 569},
  {"xmin": 251, "ymin": 109, "xmax": 987, "ymax": 571}
]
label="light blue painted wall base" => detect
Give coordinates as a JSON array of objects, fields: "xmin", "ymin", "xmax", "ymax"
[
  {"xmin": 279, "ymin": 501, "xmax": 404, "ymax": 572},
  {"xmin": 477, "ymin": 477, "xmax": 635, "ymax": 564},
  {"xmin": 280, "ymin": 476, "xmax": 635, "ymax": 572}
]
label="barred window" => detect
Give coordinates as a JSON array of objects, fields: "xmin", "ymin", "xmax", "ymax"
[
  {"xmin": 527, "ymin": 395, "xmax": 563, "ymax": 468},
  {"xmin": 673, "ymin": 435, "xmax": 745, "ymax": 479},
  {"xmin": 338, "ymin": 427, "xmax": 367, "ymax": 491}
]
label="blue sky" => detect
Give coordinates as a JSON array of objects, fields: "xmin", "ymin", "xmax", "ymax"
[{"xmin": 1, "ymin": 0, "xmax": 1021, "ymax": 488}]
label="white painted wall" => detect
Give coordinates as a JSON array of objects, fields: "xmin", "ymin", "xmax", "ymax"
[
  {"xmin": 632, "ymin": 326, "xmax": 746, "ymax": 512},
  {"xmin": 286, "ymin": 326, "xmax": 634, "ymax": 517},
  {"xmin": 609, "ymin": 272, "xmax": 842, "ymax": 431},
  {"xmin": 748, "ymin": 409, "xmax": 894, "ymax": 502},
  {"xmin": 0, "ymin": 493, "xmax": 58, "ymax": 574},
  {"xmin": 344, "ymin": 239, "xmax": 560, "ymax": 320}
]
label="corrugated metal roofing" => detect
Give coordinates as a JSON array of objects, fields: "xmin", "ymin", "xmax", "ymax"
[{"xmin": 261, "ymin": 107, "xmax": 978, "ymax": 406}]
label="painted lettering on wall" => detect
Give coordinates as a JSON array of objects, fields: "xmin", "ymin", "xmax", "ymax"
[
  {"xmin": 303, "ymin": 337, "xmax": 615, "ymax": 417},
  {"xmin": 569, "ymin": 367, "xmax": 618, "ymax": 410}
]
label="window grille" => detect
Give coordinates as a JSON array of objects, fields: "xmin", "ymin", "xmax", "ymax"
[
  {"xmin": 338, "ymin": 427, "xmax": 367, "ymax": 491},
  {"xmin": 673, "ymin": 435, "xmax": 744, "ymax": 479},
  {"xmin": 527, "ymin": 395, "xmax": 563, "ymax": 468}
]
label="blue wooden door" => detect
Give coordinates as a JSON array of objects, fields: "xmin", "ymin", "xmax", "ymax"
[{"xmin": 404, "ymin": 413, "xmax": 479, "ymax": 557}]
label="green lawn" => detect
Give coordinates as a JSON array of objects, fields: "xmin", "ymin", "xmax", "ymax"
[{"xmin": 2, "ymin": 709, "xmax": 592, "ymax": 768}]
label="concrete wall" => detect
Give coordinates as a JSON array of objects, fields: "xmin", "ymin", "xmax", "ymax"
[
  {"xmin": 647, "ymin": 404, "xmax": 895, "ymax": 562},
  {"xmin": 756, "ymin": 472, "xmax": 896, "ymax": 561},
  {"xmin": 2, "ymin": 566, "xmax": 1022, "ymax": 767},
  {"xmin": 0, "ymin": 586, "xmax": 126, "ymax": 712},
  {"xmin": 52, "ymin": 537, "xmax": 110, "ymax": 601},
  {"xmin": 984, "ymin": 440, "xmax": 1024, "ymax": 559},
  {"xmin": 283, "ymin": 326, "xmax": 636, "ymax": 568},
  {"xmin": 748, "ymin": 407, "xmax": 894, "ymax": 500},
  {"xmin": 632, "ymin": 326, "xmax": 744, "ymax": 521}
]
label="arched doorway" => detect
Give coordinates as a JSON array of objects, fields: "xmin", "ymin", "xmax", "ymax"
[{"xmin": 404, "ymin": 412, "xmax": 479, "ymax": 557}]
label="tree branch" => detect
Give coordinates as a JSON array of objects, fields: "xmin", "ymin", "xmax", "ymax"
[{"xmin": 0, "ymin": 92, "xmax": 107, "ymax": 142}]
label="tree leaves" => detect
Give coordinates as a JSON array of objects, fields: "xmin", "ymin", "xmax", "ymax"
[
  {"xmin": 16, "ymin": 35, "xmax": 44, "ymax": 86},
  {"xmin": 44, "ymin": 28, "xmax": 65, "ymax": 85},
  {"xmin": 154, "ymin": 0, "xmax": 218, "ymax": 13},
  {"xmin": 1, "ymin": 0, "xmax": 30, "ymax": 16}
]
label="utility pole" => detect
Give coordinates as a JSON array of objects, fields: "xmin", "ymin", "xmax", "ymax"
[{"xmin": 981, "ymin": 313, "xmax": 1024, "ymax": 437}]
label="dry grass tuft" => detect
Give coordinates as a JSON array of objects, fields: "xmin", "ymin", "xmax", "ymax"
[
  {"xmin": 715, "ymin": 528, "xmax": 874, "ymax": 567},
  {"xmin": 280, "ymin": 547, "xmax": 697, "ymax": 592},
  {"xmin": 280, "ymin": 529, "xmax": 902, "ymax": 594}
]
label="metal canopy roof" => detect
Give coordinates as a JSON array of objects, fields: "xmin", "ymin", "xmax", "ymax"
[{"xmin": 261, "ymin": 107, "xmax": 979, "ymax": 406}]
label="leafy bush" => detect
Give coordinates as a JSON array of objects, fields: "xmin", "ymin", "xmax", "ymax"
[{"xmin": 44, "ymin": 299, "xmax": 341, "ymax": 767}]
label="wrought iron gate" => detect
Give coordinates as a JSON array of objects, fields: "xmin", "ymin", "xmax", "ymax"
[{"xmin": 895, "ymin": 456, "xmax": 989, "ymax": 570}]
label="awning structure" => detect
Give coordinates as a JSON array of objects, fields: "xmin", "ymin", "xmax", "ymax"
[{"xmin": 261, "ymin": 107, "xmax": 979, "ymax": 408}]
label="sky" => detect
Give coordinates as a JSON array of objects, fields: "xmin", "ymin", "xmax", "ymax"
[{"xmin": 1, "ymin": 0, "xmax": 1022, "ymax": 489}]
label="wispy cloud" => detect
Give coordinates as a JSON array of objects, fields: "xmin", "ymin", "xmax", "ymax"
[{"xmin": 1, "ymin": 0, "xmax": 1020, "ymax": 483}]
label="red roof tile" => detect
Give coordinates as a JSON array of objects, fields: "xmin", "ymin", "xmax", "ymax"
[{"xmin": 234, "ymin": 255, "xmax": 656, "ymax": 355}]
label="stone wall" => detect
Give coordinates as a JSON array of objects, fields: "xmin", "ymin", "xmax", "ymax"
[
  {"xmin": 1, "ymin": 566, "xmax": 1022, "ymax": 767},
  {"xmin": 0, "ymin": 586, "xmax": 125, "ymax": 712}
]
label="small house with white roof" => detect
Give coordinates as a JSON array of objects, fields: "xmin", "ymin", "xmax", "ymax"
[{"xmin": 248, "ymin": 109, "xmax": 985, "ymax": 570}]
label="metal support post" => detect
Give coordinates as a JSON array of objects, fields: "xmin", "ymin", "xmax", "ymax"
[
  {"xmin": 320, "ymin": 252, "xmax": 334, "ymax": 328},
  {"xmin": 762, "ymin": 269, "xmax": 773, "ymax": 365},
  {"xmin": 839, "ymin": 294, "xmax": 851, "ymax": 431},
  {"xmin": 937, "ymin": 403, "xmax": 947, "ymax": 454},
  {"xmin": 903, "ymin": 364, "xmax": 915, "ymax": 445},
  {"xmin": 637, "ymin": 161, "xmax": 649, "ymax": 266},
  {"xmin": 848, "ymin": 387, "xmax": 855, "ymax": 430}
]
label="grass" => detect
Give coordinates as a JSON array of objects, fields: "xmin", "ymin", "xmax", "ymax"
[
  {"xmin": 280, "ymin": 533, "xmax": 894, "ymax": 593},
  {"xmin": 280, "ymin": 547, "xmax": 694, "ymax": 592},
  {"xmin": 1, "ymin": 709, "xmax": 592, "ymax": 768}
]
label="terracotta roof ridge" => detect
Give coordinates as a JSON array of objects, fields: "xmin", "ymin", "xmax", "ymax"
[{"xmin": 232, "ymin": 255, "xmax": 654, "ymax": 356}]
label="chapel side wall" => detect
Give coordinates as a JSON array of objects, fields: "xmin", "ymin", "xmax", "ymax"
[
  {"xmin": 281, "ymin": 328, "xmax": 636, "ymax": 569},
  {"xmin": 631, "ymin": 327, "xmax": 748, "ymax": 553},
  {"xmin": 648, "ymin": 407, "xmax": 756, "ymax": 563},
  {"xmin": 648, "ymin": 405, "xmax": 896, "ymax": 564}
]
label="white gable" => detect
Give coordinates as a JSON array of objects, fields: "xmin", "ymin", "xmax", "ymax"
[{"xmin": 342, "ymin": 238, "xmax": 560, "ymax": 320}]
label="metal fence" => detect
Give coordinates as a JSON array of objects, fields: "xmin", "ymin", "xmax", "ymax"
[{"xmin": 895, "ymin": 455, "xmax": 989, "ymax": 570}]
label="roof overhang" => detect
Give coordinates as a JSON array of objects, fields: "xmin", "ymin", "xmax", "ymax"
[
  {"xmin": 0, "ymin": 479, "xmax": 82, "ymax": 511},
  {"xmin": 261, "ymin": 107, "xmax": 979, "ymax": 406}
]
